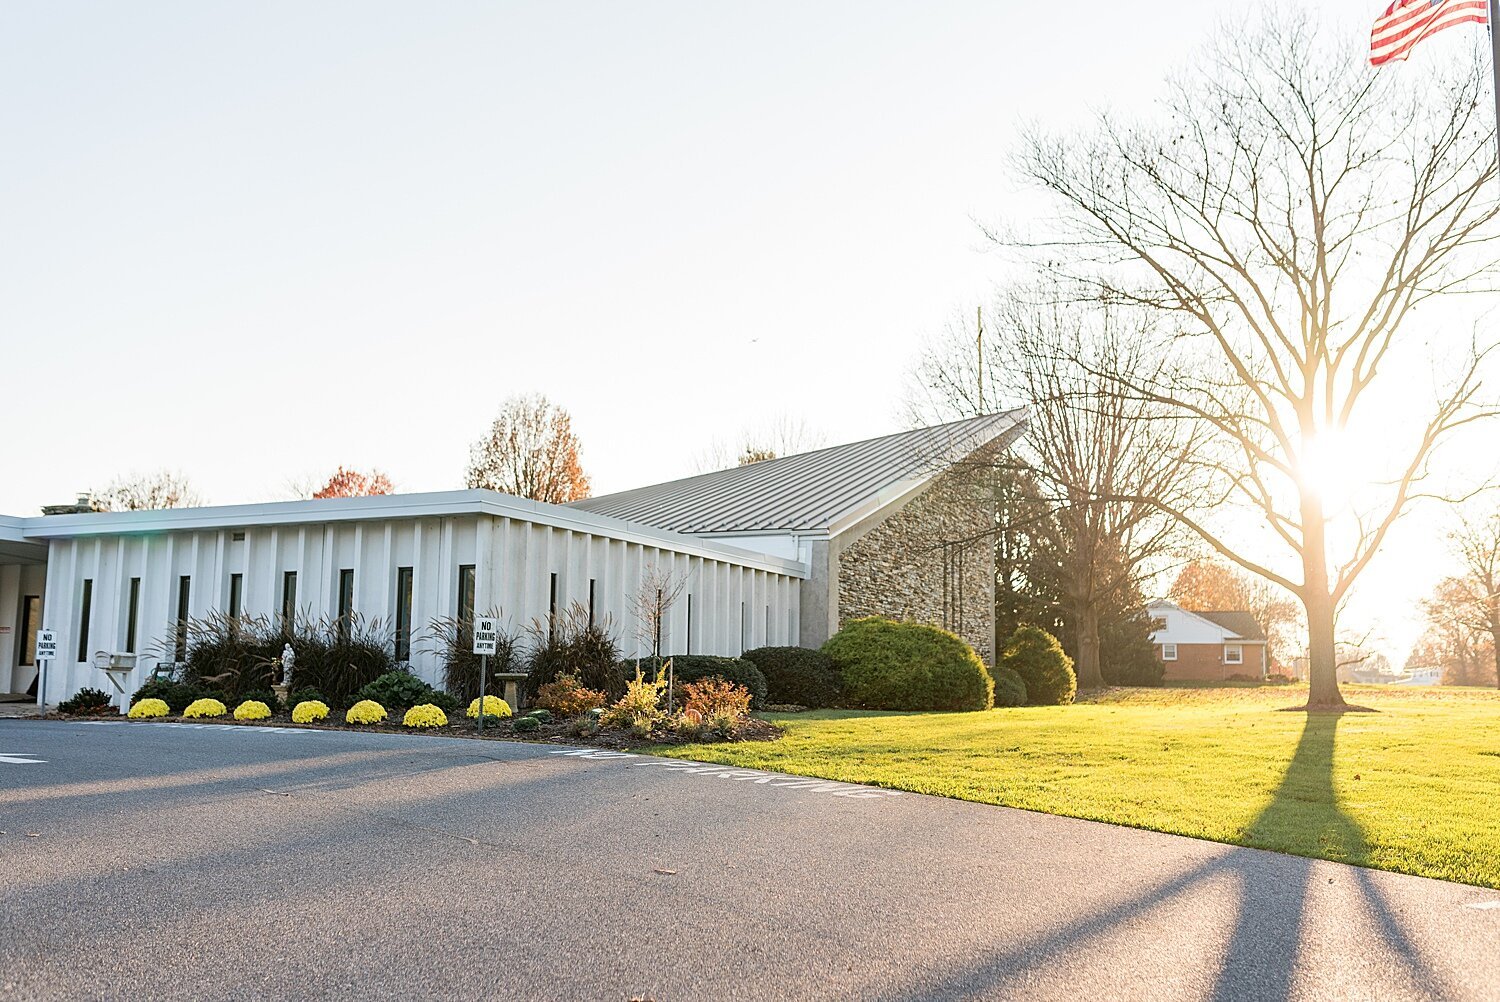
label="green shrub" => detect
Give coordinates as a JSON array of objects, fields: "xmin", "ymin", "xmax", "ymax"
[
  {"xmin": 822, "ymin": 617, "xmax": 993, "ymax": 712},
  {"xmin": 993, "ymin": 666, "xmax": 1028, "ymax": 708},
  {"xmin": 525, "ymin": 708, "xmax": 553, "ymax": 723},
  {"xmin": 648, "ymin": 655, "xmax": 767, "ymax": 711},
  {"xmin": 1000, "ymin": 626, "xmax": 1076, "ymax": 706},
  {"xmin": 58, "ymin": 687, "xmax": 114, "ymax": 715},
  {"xmin": 130, "ymin": 679, "xmax": 227, "ymax": 714},
  {"xmin": 741, "ymin": 646, "xmax": 842, "ymax": 709},
  {"xmin": 513, "ymin": 715, "xmax": 540, "ymax": 733},
  {"xmin": 357, "ymin": 670, "xmax": 458, "ymax": 711}
]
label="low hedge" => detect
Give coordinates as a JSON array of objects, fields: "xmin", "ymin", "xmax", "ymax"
[
  {"xmin": 741, "ymin": 646, "xmax": 843, "ymax": 708},
  {"xmin": 999, "ymin": 626, "xmax": 1076, "ymax": 706},
  {"xmin": 822, "ymin": 617, "xmax": 993, "ymax": 712}
]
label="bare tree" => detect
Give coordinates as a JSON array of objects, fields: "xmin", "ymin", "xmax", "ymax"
[
  {"xmin": 466, "ymin": 394, "xmax": 591, "ymax": 503},
  {"xmin": 911, "ymin": 294, "xmax": 1205, "ymax": 689},
  {"xmin": 629, "ymin": 563, "xmax": 690, "ymax": 660},
  {"xmin": 1444, "ymin": 510, "xmax": 1500, "ymax": 687},
  {"xmin": 1010, "ymin": 13, "xmax": 1500, "ymax": 708},
  {"xmin": 694, "ymin": 415, "xmax": 826, "ymax": 472},
  {"xmin": 93, "ymin": 470, "xmax": 203, "ymax": 511}
]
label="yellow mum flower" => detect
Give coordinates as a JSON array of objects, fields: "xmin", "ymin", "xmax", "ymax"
[
  {"xmin": 345, "ymin": 699, "xmax": 387, "ymax": 725},
  {"xmin": 466, "ymin": 695, "xmax": 512, "ymax": 719},
  {"xmin": 403, "ymin": 703, "xmax": 448, "ymax": 729},
  {"xmin": 183, "ymin": 698, "xmax": 227, "ymax": 719},
  {"xmin": 292, "ymin": 700, "xmax": 330, "ymax": 724},
  {"xmin": 233, "ymin": 700, "xmax": 271, "ymax": 721},
  {"xmin": 128, "ymin": 698, "xmax": 169, "ymax": 719}
]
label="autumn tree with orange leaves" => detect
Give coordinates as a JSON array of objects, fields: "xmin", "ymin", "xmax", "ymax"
[
  {"xmin": 311, "ymin": 467, "xmax": 394, "ymax": 499},
  {"xmin": 465, "ymin": 394, "xmax": 591, "ymax": 503}
]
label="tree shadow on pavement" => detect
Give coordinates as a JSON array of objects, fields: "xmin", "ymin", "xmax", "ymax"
[{"xmin": 879, "ymin": 714, "xmax": 1449, "ymax": 1001}]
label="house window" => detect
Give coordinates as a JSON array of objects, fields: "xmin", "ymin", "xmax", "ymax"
[
  {"xmin": 1162, "ymin": 643, "xmax": 1178, "ymax": 662},
  {"xmin": 228, "ymin": 573, "xmax": 244, "ymax": 618},
  {"xmin": 740, "ymin": 601, "xmax": 747, "ymax": 652},
  {"xmin": 588, "ymin": 578, "xmax": 596, "ymax": 627},
  {"xmin": 175, "ymin": 576, "xmax": 191, "ymax": 662},
  {"xmin": 337, "ymin": 569, "xmax": 355, "ymax": 640},
  {"xmin": 685, "ymin": 594, "xmax": 693, "ymax": 655},
  {"xmin": 1224, "ymin": 644, "xmax": 1243, "ymax": 665},
  {"xmin": 281, "ymin": 571, "xmax": 298, "ymax": 633},
  {"xmin": 77, "ymin": 579, "xmax": 94, "ymax": 662},
  {"xmin": 125, "ymin": 578, "xmax": 141, "ymax": 653},
  {"xmin": 457, "ymin": 564, "xmax": 476, "ymax": 623},
  {"xmin": 394, "ymin": 567, "xmax": 414, "ymax": 662}
]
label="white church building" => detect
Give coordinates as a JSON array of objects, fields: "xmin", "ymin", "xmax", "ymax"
[{"xmin": 0, "ymin": 411, "xmax": 1024, "ymax": 705}]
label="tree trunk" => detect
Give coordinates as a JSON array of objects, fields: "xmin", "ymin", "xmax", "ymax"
[
  {"xmin": 1488, "ymin": 596, "xmax": 1500, "ymax": 690},
  {"xmin": 1299, "ymin": 486, "xmax": 1346, "ymax": 710},
  {"xmin": 1072, "ymin": 598, "xmax": 1105, "ymax": 690}
]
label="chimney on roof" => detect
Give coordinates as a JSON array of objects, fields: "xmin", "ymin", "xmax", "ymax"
[{"xmin": 41, "ymin": 494, "xmax": 106, "ymax": 516}]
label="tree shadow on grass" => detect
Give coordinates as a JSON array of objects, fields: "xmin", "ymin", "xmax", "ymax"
[{"xmin": 878, "ymin": 714, "xmax": 1448, "ymax": 1000}]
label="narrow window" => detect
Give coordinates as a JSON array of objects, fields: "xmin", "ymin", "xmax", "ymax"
[
  {"xmin": 740, "ymin": 601, "xmax": 746, "ymax": 652},
  {"xmin": 588, "ymin": 578, "xmax": 596, "ymax": 627},
  {"xmin": 175, "ymin": 576, "xmax": 191, "ymax": 662},
  {"xmin": 765, "ymin": 605, "xmax": 770, "ymax": 646},
  {"xmin": 337, "ymin": 569, "xmax": 355, "ymax": 641},
  {"xmin": 125, "ymin": 578, "xmax": 141, "ymax": 653},
  {"xmin": 1162, "ymin": 643, "xmax": 1178, "ymax": 662},
  {"xmin": 281, "ymin": 571, "xmax": 298, "ymax": 634},
  {"xmin": 394, "ymin": 566, "xmax": 414, "ymax": 662},
  {"xmin": 685, "ymin": 594, "xmax": 693, "ymax": 655},
  {"xmin": 76, "ymin": 579, "xmax": 94, "ymax": 662},
  {"xmin": 457, "ymin": 564, "xmax": 476, "ymax": 623},
  {"xmin": 228, "ymin": 573, "xmax": 244, "ymax": 618},
  {"xmin": 549, "ymin": 572, "xmax": 559, "ymax": 642},
  {"xmin": 18, "ymin": 596, "xmax": 40, "ymax": 666}
]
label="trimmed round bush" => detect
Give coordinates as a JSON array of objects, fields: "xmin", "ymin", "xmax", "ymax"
[
  {"xmin": 182, "ymin": 698, "xmax": 228, "ymax": 719},
  {"xmin": 467, "ymin": 695, "xmax": 512, "ymax": 719},
  {"xmin": 233, "ymin": 700, "xmax": 272, "ymax": 721},
  {"xmin": 345, "ymin": 699, "xmax": 388, "ymax": 725},
  {"xmin": 358, "ymin": 670, "xmax": 459, "ymax": 712},
  {"xmin": 292, "ymin": 700, "xmax": 330, "ymax": 724},
  {"xmin": 513, "ymin": 715, "xmax": 540, "ymax": 733},
  {"xmin": 999, "ymin": 626, "xmax": 1076, "ymax": 706},
  {"xmin": 822, "ymin": 617, "xmax": 993, "ymax": 712},
  {"xmin": 742, "ymin": 646, "xmax": 843, "ymax": 709},
  {"xmin": 403, "ymin": 703, "xmax": 448, "ymax": 729},
  {"xmin": 128, "ymin": 697, "xmax": 169, "ymax": 719},
  {"xmin": 525, "ymin": 708, "xmax": 553, "ymax": 723},
  {"xmin": 993, "ymin": 666, "xmax": 1028, "ymax": 708}
]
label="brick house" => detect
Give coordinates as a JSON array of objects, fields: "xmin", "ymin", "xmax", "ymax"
[{"xmin": 1147, "ymin": 599, "xmax": 1268, "ymax": 681}]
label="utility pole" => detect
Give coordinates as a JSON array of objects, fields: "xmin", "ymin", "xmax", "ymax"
[{"xmin": 976, "ymin": 306, "xmax": 985, "ymax": 414}]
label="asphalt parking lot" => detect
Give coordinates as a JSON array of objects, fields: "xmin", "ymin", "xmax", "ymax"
[{"xmin": 2, "ymin": 718, "xmax": 1498, "ymax": 1001}]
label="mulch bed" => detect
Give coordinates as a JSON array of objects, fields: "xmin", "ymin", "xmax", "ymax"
[{"xmin": 43, "ymin": 707, "xmax": 783, "ymax": 750}]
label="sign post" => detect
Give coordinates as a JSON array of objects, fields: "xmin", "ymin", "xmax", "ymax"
[
  {"xmin": 34, "ymin": 630, "xmax": 57, "ymax": 718},
  {"xmin": 472, "ymin": 617, "xmax": 499, "ymax": 732}
]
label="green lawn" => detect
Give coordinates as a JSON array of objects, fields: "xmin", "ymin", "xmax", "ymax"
[{"xmin": 658, "ymin": 685, "xmax": 1500, "ymax": 888}]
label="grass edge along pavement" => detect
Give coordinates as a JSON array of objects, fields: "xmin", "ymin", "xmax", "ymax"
[{"xmin": 655, "ymin": 685, "xmax": 1500, "ymax": 889}]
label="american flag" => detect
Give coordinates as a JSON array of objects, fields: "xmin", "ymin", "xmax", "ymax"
[{"xmin": 1370, "ymin": 0, "xmax": 1490, "ymax": 65}]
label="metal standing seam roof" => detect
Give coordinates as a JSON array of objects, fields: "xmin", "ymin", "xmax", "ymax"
[{"xmin": 568, "ymin": 410, "xmax": 1027, "ymax": 535}]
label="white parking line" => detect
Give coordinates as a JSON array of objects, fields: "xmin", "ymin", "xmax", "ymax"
[
  {"xmin": 548, "ymin": 748, "xmax": 903, "ymax": 800},
  {"xmin": 0, "ymin": 753, "xmax": 46, "ymax": 764}
]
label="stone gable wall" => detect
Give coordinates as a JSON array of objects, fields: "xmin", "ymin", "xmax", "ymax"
[{"xmin": 836, "ymin": 458, "xmax": 997, "ymax": 664}]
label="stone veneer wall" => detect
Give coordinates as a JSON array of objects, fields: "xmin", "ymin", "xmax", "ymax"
[{"xmin": 836, "ymin": 457, "xmax": 997, "ymax": 664}]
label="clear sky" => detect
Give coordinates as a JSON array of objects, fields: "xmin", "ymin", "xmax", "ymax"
[{"xmin": 0, "ymin": 1, "xmax": 1483, "ymax": 663}]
